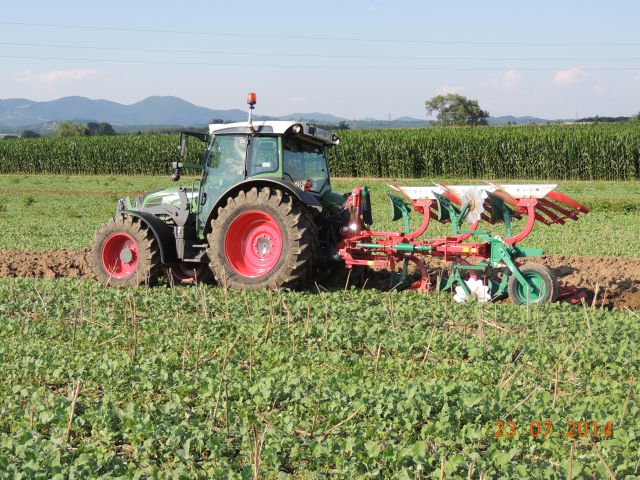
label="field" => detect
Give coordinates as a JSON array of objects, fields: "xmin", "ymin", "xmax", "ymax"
[
  {"xmin": 0, "ymin": 168, "xmax": 639, "ymax": 477},
  {"xmin": 2, "ymin": 123, "xmax": 640, "ymax": 180},
  {"xmin": 2, "ymin": 278, "xmax": 639, "ymax": 478}
]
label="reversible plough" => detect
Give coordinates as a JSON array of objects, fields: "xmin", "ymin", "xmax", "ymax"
[{"xmin": 340, "ymin": 183, "xmax": 590, "ymax": 304}]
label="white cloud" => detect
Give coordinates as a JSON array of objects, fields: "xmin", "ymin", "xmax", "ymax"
[
  {"xmin": 553, "ymin": 68, "xmax": 587, "ymax": 86},
  {"xmin": 436, "ymin": 85, "xmax": 464, "ymax": 95},
  {"xmin": 502, "ymin": 70, "xmax": 522, "ymax": 90},
  {"xmin": 368, "ymin": 5, "xmax": 382, "ymax": 12},
  {"xmin": 20, "ymin": 69, "xmax": 103, "ymax": 85},
  {"xmin": 634, "ymin": 74, "xmax": 640, "ymax": 86},
  {"xmin": 486, "ymin": 70, "xmax": 522, "ymax": 91},
  {"xmin": 592, "ymin": 83, "xmax": 607, "ymax": 95}
]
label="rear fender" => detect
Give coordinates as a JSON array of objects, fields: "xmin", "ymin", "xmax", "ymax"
[
  {"xmin": 204, "ymin": 178, "xmax": 321, "ymax": 233},
  {"xmin": 117, "ymin": 210, "xmax": 177, "ymax": 264}
]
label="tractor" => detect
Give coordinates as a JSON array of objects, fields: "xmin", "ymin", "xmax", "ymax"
[
  {"xmin": 90, "ymin": 93, "xmax": 590, "ymax": 305},
  {"xmin": 89, "ymin": 93, "xmax": 347, "ymax": 289}
]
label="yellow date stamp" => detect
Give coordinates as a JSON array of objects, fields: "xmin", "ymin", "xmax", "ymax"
[{"xmin": 494, "ymin": 420, "xmax": 613, "ymax": 439}]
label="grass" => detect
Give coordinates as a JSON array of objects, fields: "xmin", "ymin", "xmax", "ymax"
[
  {"xmin": 0, "ymin": 279, "xmax": 638, "ymax": 478},
  {"xmin": 1, "ymin": 174, "xmax": 638, "ymax": 477},
  {"xmin": 1, "ymin": 175, "xmax": 638, "ymax": 257}
]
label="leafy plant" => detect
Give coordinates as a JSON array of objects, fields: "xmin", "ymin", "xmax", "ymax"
[{"xmin": 0, "ymin": 279, "xmax": 637, "ymax": 478}]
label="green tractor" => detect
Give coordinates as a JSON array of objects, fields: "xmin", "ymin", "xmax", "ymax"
[{"xmin": 89, "ymin": 93, "xmax": 348, "ymax": 288}]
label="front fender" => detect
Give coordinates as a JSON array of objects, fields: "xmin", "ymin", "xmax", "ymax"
[{"xmin": 117, "ymin": 210, "xmax": 177, "ymax": 264}]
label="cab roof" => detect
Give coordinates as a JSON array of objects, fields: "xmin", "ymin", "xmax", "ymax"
[{"xmin": 208, "ymin": 120, "xmax": 340, "ymax": 147}]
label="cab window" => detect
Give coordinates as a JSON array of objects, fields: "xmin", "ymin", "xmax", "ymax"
[
  {"xmin": 282, "ymin": 137, "xmax": 329, "ymax": 192},
  {"xmin": 248, "ymin": 137, "xmax": 278, "ymax": 176},
  {"xmin": 205, "ymin": 135, "xmax": 247, "ymax": 182}
]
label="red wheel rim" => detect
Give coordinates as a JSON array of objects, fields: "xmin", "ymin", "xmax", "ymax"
[
  {"xmin": 101, "ymin": 232, "xmax": 139, "ymax": 279},
  {"xmin": 224, "ymin": 210, "xmax": 282, "ymax": 278}
]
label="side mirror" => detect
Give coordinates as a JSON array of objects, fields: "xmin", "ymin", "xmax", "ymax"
[
  {"xmin": 172, "ymin": 133, "xmax": 188, "ymax": 181},
  {"xmin": 173, "ymin": 131, "xmax": 209, "ymax": 181},
  {"xmin": 179, "ymin": 134, "xmax": 188, "ymax": 157},
  {"xmin": 171, "ymin": 161, "xmax": 181, "ymax": 181}
]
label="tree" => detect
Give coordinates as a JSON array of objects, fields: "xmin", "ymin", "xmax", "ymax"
[
  {"xmin": 53, "ymin": 122, "xmax": 89, "ymax": 137},
  {"xmin": 21, "ymin": 129, "xmax": 41, "ymax": 138},
  {"xmin": 425, "ymin": 93, "xmax": 489, "ymax": 126},
  {"xmin": 87, "ymin": 122, "xmax": 116, "ymax": 136}
]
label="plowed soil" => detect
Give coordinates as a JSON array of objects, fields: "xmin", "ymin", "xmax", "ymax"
[
  {"xmin": 0, "ymin": 248, "xmax": 638, "ymax": 309},
  {"xmin": 0, "ymin": 249, "xmax": 91, "ymax": 280}
]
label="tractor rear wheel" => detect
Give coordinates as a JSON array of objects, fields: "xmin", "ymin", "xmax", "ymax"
[
  {"xmin": 207, "ymin": 187, "xmax": 317, "ymax": 290},
  {"xmin": 89, "ymin": 216, "xmax": 162, "ymax": 286},
  {"xmin": 508, "ymin": 263, "xmax": 558, "ymax": 305}
]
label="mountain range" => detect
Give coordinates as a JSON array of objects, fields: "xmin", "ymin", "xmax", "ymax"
[
  {"xmin": 0, "ymin": 96, "xmax": 250, "ymax": 128},
  {"xmin": 0, "ymin": 95, "xmax": 551, "ymax": 131}
]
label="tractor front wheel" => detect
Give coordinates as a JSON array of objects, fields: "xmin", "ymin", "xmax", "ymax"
[
  {"xmin": 207, "ymin": 187, "xmax": 316, "ymax": 290},
  {"xmin": 508, "ymin": 263, "xmax": 558, "ymax": 305},
  {"xmin": 89, "ymin": 216, "xmax": 161, "ymax": 286}
]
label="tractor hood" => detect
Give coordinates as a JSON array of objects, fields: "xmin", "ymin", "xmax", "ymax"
[{"xmin": 127, "ymin": 186, "xmax": 199, "ymax": 211}]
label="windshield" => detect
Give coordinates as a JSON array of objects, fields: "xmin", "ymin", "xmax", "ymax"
[
  {"xmin": 205, "ymin": 135, "xmax": 247, "ymax": 180},
  {"xmin": 282, "ymin": 137, "xmax": 329, "ymax": 193}
]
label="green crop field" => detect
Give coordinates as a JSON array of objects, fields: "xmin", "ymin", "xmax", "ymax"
[
  {"xmin": 1, "ymin": 175, "xmax": 638, "ymax": 258},
  {"xmin": 0, "ymin": 169, "xmax": 639, "ymax": 478},
  {"xmin": 2, "ymin": 123, "xmax": 640, "ymax": 180},
  {"xmin": 328, "ymin": 125, "xmax": 640, "ymax": 180},
  {"xmin": 1, "ymin": 278, "xmax": 639, "ymax": 478}
]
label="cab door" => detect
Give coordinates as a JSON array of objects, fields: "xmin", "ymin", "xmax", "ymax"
[{"xmin": 197, "ymin": 135, "xmax": 249, "ymax": 235}]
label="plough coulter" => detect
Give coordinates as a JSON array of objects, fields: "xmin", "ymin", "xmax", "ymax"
[
  {"xmin": 339, "ymin": 183, "xmax": 589, "ymax": 304},
  {"xmin": 90, "ymin": 92, "xmax": 590, "ymax": 306}
]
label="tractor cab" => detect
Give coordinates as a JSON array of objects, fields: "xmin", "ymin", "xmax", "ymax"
[
  {"xmin": 171, "ymin": 103, "xmax": 342, "ymax": 240},
  {"xmin": 151, "ymin": 94, "xmax": 342, "ymax": 240},
  {"xmin": 198, "ymin": 120, "xmax": 339, "ymax": 211}
]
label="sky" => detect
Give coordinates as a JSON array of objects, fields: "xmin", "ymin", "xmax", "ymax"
[{"xmin": 1, "ymin": 0, "xmax": 640, "ymax": 120}]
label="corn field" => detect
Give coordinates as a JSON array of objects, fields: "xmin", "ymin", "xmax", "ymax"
[
  {"xmin": 1, "ymin": 124, "xmax": 639, "ymax": 179},
  {"xmin": 327, "ymin": 124, "xmax": 640, "ymax": 180}
]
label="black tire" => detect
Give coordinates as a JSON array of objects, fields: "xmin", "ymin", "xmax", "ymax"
[
  {"xmin": 89, "ymin": 216, "xmax": 161, "ymax": 286},
  {"xmin": 167, "ymin": 262, "xmax": 214, "ymax": 285},
  {"xmin": 207, "ymin": 187, "xmax": 317, "ymax": 290},
  {"xmin": 301, "ymin": 208, "xmax": 320, "ymax": 282},
  {"xmin": 508, "ymin": 263, "xmax": 558, "ymax": 305}
]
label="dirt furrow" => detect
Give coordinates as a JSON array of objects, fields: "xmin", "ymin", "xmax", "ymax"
[{"xmin": 0, "ymin": 248, "xmax": 638, "ymax": 309}]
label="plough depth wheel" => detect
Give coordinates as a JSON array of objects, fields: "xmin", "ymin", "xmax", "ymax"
[{"xmin": 507, "ymin": 264, "xmax": 558, "ymax": 305}]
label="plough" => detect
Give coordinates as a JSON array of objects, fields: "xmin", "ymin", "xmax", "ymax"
[{"xmin": 339, "ymin": 183, "xmax": 590, "ymax": 305}]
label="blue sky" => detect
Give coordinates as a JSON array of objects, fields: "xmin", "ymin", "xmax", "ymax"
[{"xmin": 1, "ymin": 0, "xmax": 640, "ymax": 119}]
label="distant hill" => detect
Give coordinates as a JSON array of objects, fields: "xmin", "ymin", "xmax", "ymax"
[
  {"xmin": 350, "ymin": 119, "xmax": 429, "ymax": 129},
  {"xmin": 0, "ymin": 95, "xmax": 433, "ymax": 132},
  {"xmin": 394, "ymin": 116, "xmax": 424, "ymax": 122},
  {"xmin": 0, "ymin": 96, "xmax": 251, "ymax": 128},
  {"xmin": 278, "ymin": 112, "xmax": 348, "ymax": 123},
  {"xmin": 488, "ymin": 115, "xmax": 549, "ymax": 125},
  {"xmin": 0, "ymin": 95, "xmax": 577, "ymax": 132}
]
